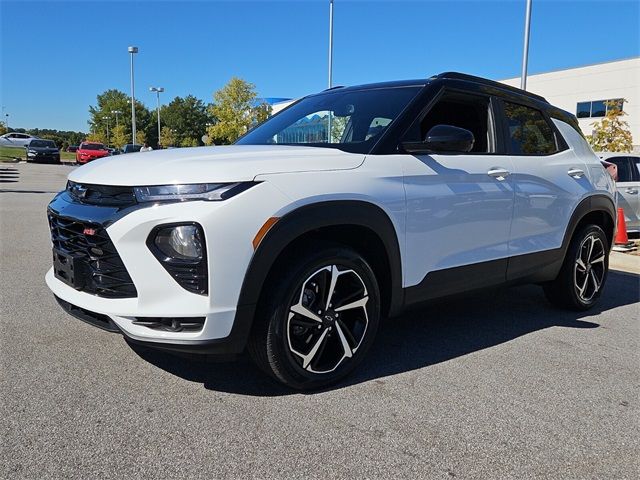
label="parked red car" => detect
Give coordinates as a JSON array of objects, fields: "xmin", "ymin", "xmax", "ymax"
[{"xmin": 76, "ymin": 142, "xmax": 110, "ymax": 164}]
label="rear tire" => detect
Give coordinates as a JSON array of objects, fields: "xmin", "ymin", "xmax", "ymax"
[
  {"xmin": 248, "ymin": 243, "xmax": 380, "ymax": 390},
  {"xmin": 543, "ymin": 224, "xmax": 609, "ymax": 311}
]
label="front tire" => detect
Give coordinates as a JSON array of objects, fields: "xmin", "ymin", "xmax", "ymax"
[
  {"xmin": 248, "ymin": 244, "xmax": 380, "ymax": 390},
  {"xmin": 543, "ymin": 224, "xmax": 609, "ymax": 310}
]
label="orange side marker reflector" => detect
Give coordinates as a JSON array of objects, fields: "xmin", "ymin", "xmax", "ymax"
[{"xmin": 253, "ymin": 217, "xmax": 280, "ymax": 250}]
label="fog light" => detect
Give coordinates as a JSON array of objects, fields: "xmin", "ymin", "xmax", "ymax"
[
  {"xmin": 147, "ymin": 223, "xmax": 208, "ymax": 295},
  {"xmin": 154, "ymin": 225, "xmax": 203, "ymax": 260}
]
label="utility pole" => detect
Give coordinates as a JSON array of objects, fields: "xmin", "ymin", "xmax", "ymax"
[
  {"xmin": 150, "ymin": 87, "xmax": 164, "ymax": 147},
  {"xmin": 111, "ymin": 110, "xmax": 122, "ymax": 128},
  {"xmin": 520, "ymin": 0, "xmax": 533, "ymax": 90},
  {"xmin": 327, "ymin": 0, "xmax": 334, "ymax": 143},
  {"xmin": 128, "ymin": 46, "xmax": 139, "ymax": 144},
  {"xmin": 103, "ymin": 116, "xmax": 110, "ymax": 146}
]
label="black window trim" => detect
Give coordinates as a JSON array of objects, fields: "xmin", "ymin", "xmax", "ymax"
[
  {"xmin": 496, "ymin": 97, "xmax": 567, "ymax": 157},
  {"xmin": 632, "ymin": 156, "xmax": 640, "ymax": 182},
  {"xmin": 397, "ymin": 86, "xmax": 501, "ymax": 156}
]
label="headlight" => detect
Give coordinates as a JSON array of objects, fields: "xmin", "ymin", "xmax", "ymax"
[
  {"xmin": 27, "ymin": 150, "xmax": 37, "ymax": 155},
  {"xmin": 134, "ymin": 182, "xmax": 250, "ymax": 202}
]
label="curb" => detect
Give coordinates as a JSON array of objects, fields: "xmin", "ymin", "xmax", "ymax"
[{"xmin": 609, "ymin": 252, "xmax": 640, "ymax": 275}]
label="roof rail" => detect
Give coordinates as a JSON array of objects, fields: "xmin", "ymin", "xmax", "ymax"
[{"xmin": 433, "ymin": 72, "xmax": 548, "ymax": 103}]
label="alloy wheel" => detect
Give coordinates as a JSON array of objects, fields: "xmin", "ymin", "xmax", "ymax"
[
  {"xmin": 574, "ymin": 234, "xmax": 606, "ymax": 302},
  {"xmin": 286, "ymin": 265, "xmax": 369, "ymax": 374}
]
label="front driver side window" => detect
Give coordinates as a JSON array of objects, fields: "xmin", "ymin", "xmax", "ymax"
[{"xmin": 405, "ymin": 91, "xmax": 492, "ymax": 153}]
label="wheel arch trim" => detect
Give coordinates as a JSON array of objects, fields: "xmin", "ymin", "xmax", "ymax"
[{"xmin": 238, "ymin": 200, "xmax": 404, "ymax": 313}]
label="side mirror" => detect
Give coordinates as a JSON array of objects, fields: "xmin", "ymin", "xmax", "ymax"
[{"xmin": 402, "ymin": 124, "xmax": 475, "ymax": 154}]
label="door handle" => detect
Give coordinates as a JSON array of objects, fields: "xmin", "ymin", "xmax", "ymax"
[
  {"xmin": 625, "ymin": 188, "xmax": 639, "ymax": 195},
  {"xmin": 487, "ymin": 168, "xmax": 510, "ymax": 181},
  {"xmin": 567, "ymin": 168, "xmax": 585, "ymax": 179}
]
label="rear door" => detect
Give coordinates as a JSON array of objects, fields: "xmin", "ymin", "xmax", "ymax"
[
  {"xmin": 607, "ymin": 156, "xmax": 640, "ymax": 231},
  {"xmin": 499, "ymin": 100, "xmax": 593, "ymax": 278}
]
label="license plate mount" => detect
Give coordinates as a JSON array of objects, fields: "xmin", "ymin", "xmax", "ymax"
[{"xmin": 52, "ymin": 248, "xmax": 86, "ymax": 289}]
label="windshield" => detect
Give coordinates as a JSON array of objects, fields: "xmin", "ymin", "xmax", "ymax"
[
  {"xmin": 30, "ymin": 140, "xmax": 57, "ymax": 148},
  {"xmin": 81, "ymin": 143, "xmax": 105, "ymax": 150},
  {"xmin": 236, "ymin": 86, "xmax": 421, "ymax": 153}
]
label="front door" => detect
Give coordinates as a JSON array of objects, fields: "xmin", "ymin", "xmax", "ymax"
[{"xmin": 399, "ymin": 90, "xmax": 515, "ymax": 297}]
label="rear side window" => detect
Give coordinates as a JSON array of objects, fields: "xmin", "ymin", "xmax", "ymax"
[{"xmin": 503, "ymin": 102, "xmax": 557, "ymax": 155}]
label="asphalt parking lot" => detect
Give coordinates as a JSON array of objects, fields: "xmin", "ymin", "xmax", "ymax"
[{"xmin": 1, "ymin": 162, "xmax": 639, "ymax": 479}]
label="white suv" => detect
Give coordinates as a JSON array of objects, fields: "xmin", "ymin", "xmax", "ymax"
[{"xmin": 46, "ymin": 73, "xmax": 616, "ymax": 389}]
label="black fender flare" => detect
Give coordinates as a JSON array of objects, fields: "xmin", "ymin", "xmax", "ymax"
[
  {"xmin": 562, "ymin": 194, "xmax": 616, "ymax": 251},
  {"xmin": 225, "ymin": 201, "xmax": 405, "ymax": 353},
  {"xmin": 239, "ymin": 200, "xmax": 404, "ymax": 312}
]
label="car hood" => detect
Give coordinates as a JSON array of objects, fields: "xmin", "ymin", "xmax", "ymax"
[{"xmin": 68, "ymin": 145, "xmax": 365, "ymax": 186}]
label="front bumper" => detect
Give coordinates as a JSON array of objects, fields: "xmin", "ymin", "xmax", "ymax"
[
  {"xmin": 53, "ymin": 294, "xmax": 255, "ymax": 355},
  {"xmin": 28, "ymin": 153, "xmax": 60, "ymax": 163},
  {"xmin": 45, "ymin": 182, "xmax": 289, "ymax": 354}
]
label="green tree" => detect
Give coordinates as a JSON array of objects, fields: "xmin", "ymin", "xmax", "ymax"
[
  {"xmin": 88, "ymin": 90, "xmax": 156, "ymax": 147},
  {"xmin": 86, "ymin": 131, "xmax": 106, "ymax": 143},
  {"xmin": 160, "ymin": 95, "xmax": 210, "ymax": 146},
  {"xmin": 207, "ymin": 77, "xmax": 271, "ymax": 144},
  {"xmin": 136, "ymin": 130, "xmax": 147, "ymax": 145},
  {"xmin": 159, "ymin": 126, "xmax": 177, "ymax": 148},
  {"xmin": 111, "ymin": 124, "xmax": 129, "ymax": 148},
  {"xmin": 587, "ymin": 100, "xmax": 633, "ymax": 152},
  {"xmin": 0, "ymin": 122, "xmax": 6, "ymax": 135},
  {"xmin": 180, "ymin": 137, "xmax": 199, "ymax": 147}
]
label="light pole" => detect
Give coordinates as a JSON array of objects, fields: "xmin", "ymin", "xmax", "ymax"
[
  {"xmin": 520, "ymin": 0, "xmax": 533, "ymax": 90},
  {"xmin": 128, "ymin": 46, "xmax": 138, "ymax": 144},
  {"xmin": 327, "ymin": 0, "xmax": 334, "ymax": 143},
  {"xmin": 149, "ymin": 86, "xmax": 164, "ymax": 147},
  {"xmin": 4, "ymin": 113, "xmax": 9, "ymax": 131},
  {"xmin": 111, "ymin": 110, "xmax": 122, "ymax": 128},
  {"xmin": 103, "ymin": 116, "xmax": 111, "ymax": 146},
  {"xmin": 328, "ymin": 0, "xmax": 334, "ymax": 88}
]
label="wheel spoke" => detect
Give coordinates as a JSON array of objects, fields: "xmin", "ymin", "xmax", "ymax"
[
  {"xmin": 590, "ymin": 254, "xmax": 605, "ymax": 265},
  {"xmin": 587, "ymin": 235, "xmax": 595, "ymax": 260},
  {"xmin": 577, "ymin": 274, "xmax": 589, "ymax": 296},
  {"xmin": 590, "ymin": 270, "xmax": 600, "ymax": 293},
  {"xmin": 325, "ymin": 265, "xmax": 339, "ymax": 309},
  {"xmin": 335, "ymin": 296, "xmax": 368, "ymax": 312},
  {"xmin": 290, "ymin": 303, "xmax": 323, "ymax": 323},
  {"xmin": 334, "ymin": 322, "xmax": 353, "ymax": 359},
  {"xmin": 301, "ymin": 328, "xmax": 329, "ymax": 369},
  {"xmin": 576, "ymin": 258, "xmax": 587, "ymax": 272}
]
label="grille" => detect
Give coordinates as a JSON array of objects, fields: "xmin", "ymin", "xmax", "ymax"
[
  {"xmin": 48, "ymin": 211, "xmax": 137, "ymax": 298},
  {"xmin": 67, "ymin": 181, "xmax": 136, "ymax": 207}
]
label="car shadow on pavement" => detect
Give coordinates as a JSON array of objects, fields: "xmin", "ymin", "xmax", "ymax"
[{"xmin": 130, "ymin": 270, "xmax": 639, "ymax": 396}]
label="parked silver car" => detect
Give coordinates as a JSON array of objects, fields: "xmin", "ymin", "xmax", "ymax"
[
  {"xmin": 597, "ymin": 152, "xmax": 640, "ymax": 233},
  {"xmin": 0, "ymin": 132, "xmax": 38, "ymax": 147}
]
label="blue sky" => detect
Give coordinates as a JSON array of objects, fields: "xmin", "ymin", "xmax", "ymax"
[{"xmin": 1, "ymin": 0, "xmax": 638, "ymax": 132}]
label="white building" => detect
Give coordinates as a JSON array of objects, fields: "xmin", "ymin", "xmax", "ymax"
[{"xmin": 501, "ymin": 57, "xmax": 639, "ymax": 152}]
